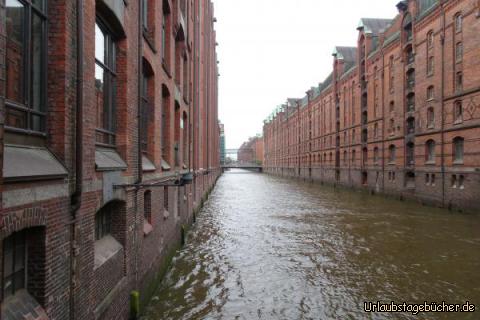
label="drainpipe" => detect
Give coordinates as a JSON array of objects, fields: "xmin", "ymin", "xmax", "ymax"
[
  {"xmin": 440, "ymin": 4, "xmax": 446, "ymax": 207},
  {"xmin": 134, "ymin": 0, "xmax": 144, "ymax": 292},
  {"xmin": 69, "ymin": 0, "xmax": 84, "ymax": 318}
]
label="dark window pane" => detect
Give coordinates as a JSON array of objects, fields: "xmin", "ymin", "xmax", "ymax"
[
  {"xmin": 31, "ymin": 13, "xmax": 45, "ymax": 113},
  {"xmin": 32, "ymin": 0, "xmax": 45, "ymax": 11},
  {"xmin": 6, "ymin": 107, "xmax": 27, "ymax": 129},
  {"xmin": 3, "ymin": 245, "xmax": 13, "ymax": 277},
  {"xmin": 13, "ymin": 270, "xmax": 25, "ymax": 292},
  {"xmin": 6, "ymin": 0, "xmax": 25, "ymax": 104},
  {"xmin": 14, "ymin": 245, "xmax": 25, "ymax": 272},
  {"xmin": 31, "ymin": 114, "xmax": 45, "ymax": 132}
]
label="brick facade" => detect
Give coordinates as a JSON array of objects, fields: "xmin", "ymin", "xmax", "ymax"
[
  {"xmin": 264, "ymin": 0, "xmax": 480, "ymax": 213},
  {"xmin": 0, "ymin": 0, "xmax": 220, "ymax": 319},
  {"xmin": 238, "ymin": 136, "xmax": 264, "ymax": 165}
]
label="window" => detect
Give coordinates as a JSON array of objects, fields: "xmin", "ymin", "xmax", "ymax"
[
  {"xmin": 389, "ymin": 56, "xmax": 394, "ymax": 92},
  {"xmin": 427, "ymin": 107, "xmax": 435, "ymax": 128},
  {"xmin": 426, "ymin": 140, "xmax": 435, "ymax": 163},
  {"xmin": 427, "ymin": 30, "xmax": 434, "ymax": 47},
  {"xmin": 406, "ymin": 142, "xmax": 415, "ymax": 165},
  {"xmin": 454, "ymin": 72, "xmax": 462, "ymax": 93},
  {"xmin": 352, "ymin": 150, "xmax": 356, "ymax": 164},
  {"xmin": 141, "ymin": 61, "xmax": 153, "ymax": 153},
  {"xmin": 403, "ymin": 13, "xmax": 413, "ymax": 42},
  {"xmin": 374, "ymin": 147, "xmax": 379, "ymax": 164},
  {"xmin": 453, "ymin": 137, "xmax": 464, "ymax": 163},
  {"xmin": 95, "ymin": 21, "xmax": 117, "ymax": 146},
  {"xmin": 162, "ymin": 2, "xmax": 171, "ymax": 67},
  {"xmin": 389, "ymin": 145, "xmax": 396, "ymax": 163},
  {"xmin": 456, "ymin": 42, "xmax": 463, "ymax": 62},
  {"xmin": 459, "ymin": 175, "xmax": 465, "ymax": 189},
  {"xmin": 427, "ymin": 56, "xmax": 434, "ymax": 75},
  {"xmin": 427, "ymin": 86, "xmax": 434, "ymax": 100},
  {"xmin": 164, "ymin": 187, "xmax": 169, "ymax": 211},
  {"xmin": 451, "ymin": 175, "xmax": 457, "ymax": 188},
  {"xmin": 389, "ymin": 119, "xmax": 395, "ymax": 135},
  {"xmin": 2, "ymin": 230, "xmax": 26, "ymax": 298},
  {"xmin": 389, "ymin": 101, "xmax": 394, "ymax": 112},
  {"xmin": 454, "ymin": 100, "xmax": 463, "ymax": 122},
  {"xmin": 142, "ymin": 0, "xmax": 148, "ymax": 31},
  {"xmin": 431, "ymin": 174, "xmax": 436, "ymax": 186},
  {"xmin": 144, "ymin": 191, "xmax": 152, "ymax": 224},
  {"xmin": 455, "ymin": 13, "xmax": 462, "ymax": 33},
  {"xmin": 5, "ymin": 0, "xmax": 47, "ymax": 134},
  {"xmin": 162, "ymin": 85, "xmax": 171, "ymax": 164},
  {"xmin": 95, "ymin": 205, "xmax": 112, "ymax": 241},
  {"xmin": 407, "ymin": 117, "xmax": 415, "ymax": 134}
]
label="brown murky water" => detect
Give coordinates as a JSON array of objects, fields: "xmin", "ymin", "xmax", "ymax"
[{"xmin": 143, "ymin": 169, "xmax": 480, "ymax": 320}]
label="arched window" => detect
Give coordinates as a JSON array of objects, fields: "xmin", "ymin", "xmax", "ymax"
[
  {"xmin": 389, "ymin": 101, "xmax": 395, "ymax": 112},
  {"xmin": 427, "ymin": 30, "xmax": 434, "ymax": 47},
  {"xmin": 389, "ymin": 119, "xmax": 395, "ymax": 135},
  {"xmin": 374, "ymin": 147, "xmax": 379, "ymax": 164},
  {"xmin": 453, "ymin": 137, "xmax": 464, "ymax": 163},
  {"xmin": 455, "ymin": 13, "xmax": 463, "ymax": 33},
  {"xmin": 389, "ymin": 145, "xmax": 396, "ymax": 163},
  {"xmin": 2, "ymin": 227, "xmax": 46, "ymax": 304},
  {"xmin": 426, "ymin": 140, "xmax": 436, "ymax": 162},
  {"xmin": 162, "ymin": 85, "xmax": 171, "ymax": 168},
  {"xmin": 141, "ymin": 59, "xmax": 154, "ymax": 154},
  {"xmin": 362, "ymin": 147, "xmax": 368, "ymax": 166}
]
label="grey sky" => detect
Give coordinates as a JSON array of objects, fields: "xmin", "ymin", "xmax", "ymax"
[{"xmin": 213, "ymin": 0, "xmax": 399, "ymax": 149}]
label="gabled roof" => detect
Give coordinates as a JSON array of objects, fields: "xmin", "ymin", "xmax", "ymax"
[
  {"xmin": 357, "ymin": 18, "xmax": 393, "ymax": 35},
  {"xmin": 333, "ymin": 46, "xmax": 357, "ymax": 63}
]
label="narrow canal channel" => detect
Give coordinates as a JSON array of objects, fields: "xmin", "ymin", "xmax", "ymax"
[{"xmin": 143, "ymin": 170, "xmax": 480, "ymax": 320}]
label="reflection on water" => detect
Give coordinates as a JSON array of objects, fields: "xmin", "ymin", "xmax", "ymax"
[{"xmin": 143, "ymin": 169, "xmax": 480, "ymax": 320}]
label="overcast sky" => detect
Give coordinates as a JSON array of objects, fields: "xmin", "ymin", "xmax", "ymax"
[{"xmin": 213, "ymin": 0, "xmax": 399, "ymax": 149}]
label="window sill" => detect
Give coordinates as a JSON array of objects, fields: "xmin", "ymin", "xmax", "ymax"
[
  {"xmin": 453, "ymin": 119, "xmax": 463, "ymax": 125},
  {"xmin": 453, "ymin": 160, "xmax": 464, "ymax": 165},
  {"xmin": 4, "ymin": 144, "xmax": 68, "ymax": 182},
  {"xmin": 94, "ymin": 235, "xmax": 123, "ymax": 270},
  {"xmin": 425, "ymin": 161, "xmax": 436, "ymax": 165}
]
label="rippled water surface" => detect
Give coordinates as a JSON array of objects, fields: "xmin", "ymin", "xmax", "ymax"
[{"xmin": 143, "ymin": 170, "xmax": 480, "ymax": 320}]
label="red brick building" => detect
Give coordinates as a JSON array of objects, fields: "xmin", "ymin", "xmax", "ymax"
[
  {"xmin": 237, "ymin": 136, "xmax": 264, "ymax": 165},
  {"xmin": 264, "ymin": 0, "xmax": 480, "ymax": 212},
  {"xmin": 0, "ymin": 0, "xmax": 220, "ymax": 319}
]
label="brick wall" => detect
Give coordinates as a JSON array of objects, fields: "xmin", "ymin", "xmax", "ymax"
[{"xmin": 263, "ymin": 0, "xmax": 480, "ymax": 213}]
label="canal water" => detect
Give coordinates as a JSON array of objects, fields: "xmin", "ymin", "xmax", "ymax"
[{"xmin": 143, "ymin": 170, "xmax": 480, "ymax": 320}]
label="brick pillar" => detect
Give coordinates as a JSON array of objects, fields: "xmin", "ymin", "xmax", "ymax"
[{"xmin": 0, "ymin": 0, "xmax": 6, "ymax": 219}]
